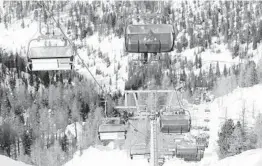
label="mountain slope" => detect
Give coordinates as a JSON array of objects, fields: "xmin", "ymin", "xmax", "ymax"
[{"xmin": 0, "ymin": 155, "xmax": 32, "ymax": 166}]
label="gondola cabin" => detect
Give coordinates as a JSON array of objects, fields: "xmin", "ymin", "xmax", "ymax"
[
  {"xmin": 28, "ymin": 46, "xmax": 73, "ymax": 71},
  {"xmin": 160, "ymin": 114, "xmax": 191, "ymax": 134},
  {"xmin": 98, "ymin": 124, "xmax": 127, "ymax": 141},
  {"xmin": 125, "ymin": 24, "xmax": 174, "ymax": 53}
]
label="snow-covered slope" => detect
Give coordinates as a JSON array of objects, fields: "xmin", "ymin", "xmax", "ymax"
[
  {"xmin": 63, "ymin": 143, "xmax": 262, "ymax": 166},
  {"xmin": 64, "ymin": 142, "xmax": 149, "ymax": 166},
  {"xmin": 210, "ymin": 149, "xmax": 262, "ymax": 166},
  {"xmin": 0, "ymin": 155, "xmax": 32, "ymax": 166}
]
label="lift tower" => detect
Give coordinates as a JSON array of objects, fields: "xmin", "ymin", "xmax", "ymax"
[{"xmin": 115, "ymin": 90, "xmax": 182, "ymax": 166}]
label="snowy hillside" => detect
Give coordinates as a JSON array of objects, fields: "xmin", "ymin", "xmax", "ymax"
[
  {"xmin": 210, "ymin": 148, "xmax": 262, "ymax": 166},
  {"xmin": 0, "ymin": 155, "xmax": 32, "ymax": 166},
  {"xmin": 207, "ymin": 84, "xmax": 262, "ymax": 154},
  {"xmin": 1, "ymin": 1, "xmax": 262, "ymax": 166},
  {"xmin": 1, "ymin": 0, "xmax": 262, "ymax": 94},
  {"xmin": 63, "ymin": 143, "xmax": 262, "ymax": 166},
  {"xmin": 64, "ymin": 143, "xmax": 150, "ymax": 166}
]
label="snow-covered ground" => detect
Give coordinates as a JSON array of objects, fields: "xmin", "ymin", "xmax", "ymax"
[
  {"xmin": 210, "ymin": 148, "xmax": 262, "ymax": 166},
  {"xmin": 63, "ymin": 143, "xmax": 262, "ymax": 166},
  {"xmin": 64, "ymin": 142, "xmax": 150, "ymax": 166},
  {"xmin": 0, "ymin": 155, "xmax": 32, "ymax": 166}
]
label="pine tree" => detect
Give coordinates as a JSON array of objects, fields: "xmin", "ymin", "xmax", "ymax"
[
  {"xmin": 216, "ymin": 61, "xmax": 221, "ymax": 77},
  {"xmin": 29, "ymin": 72, "xmax": 34, "ymax": 87},
  {"xmin": 223, "ymin": 64, "xmax": 228, "ymax": 77},
  {"xmin": 258, "ymin": 20, "xmax": 262, "ymax": 42},
  {"xmin": 59, "ymin": 73, "xmax": 63, "ymax": 84},
  {"xmin": 208, "ymin": 64, "xmax": 214, "ymax": 89},
  {"xmin": 255, "ymin": 113, "xmax": 262, "ymax": 148},
  {"xmin": 21, "ymin": 19, "xmax": 25, "ymax": 29},
  {"xmin": 80, "ymin": 101, "xmax": 90, "ymax": 121},
  {"xmin": 239, "ymin": 64, "xmax": 246, "ymax": 87},
  {"xmin": 22, "ymin": 129, "xmax": 33, "ymax": 156},
  {"xmin": 217, "ymin": 119, "xmax": 235, "ymax": 159},
  {"xmin": 198, "ymin": 56, "xmax": 202, "ymax": 69},
  {"xmin": 43, "ymin": 72, "xmax": 50, "ymax": 88},
  {"xmin": 35, "ymin": 77, "xmax": 40, "ymax": 92},
  {"xmin": 60, "ymin": 134, "xmax": 69, "ymax": 152},
  {"xmin": 251, "ymin": 23, "xmax": 257, "ymax": 50},
  {"xmin": 228, "ymin": 121, "xmax": 244, "ymax": 155},
  {"xmin": 194, "ymin": 54, "xmax": 198, "ymax": 68},
  {"xmin": 246, "ymin": 61, "xmax": 258, "ymax": 87}
]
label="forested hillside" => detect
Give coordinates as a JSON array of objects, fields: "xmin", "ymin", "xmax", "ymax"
[{"xmin": 1, "ymin": 1, "xmax": 262, "ymax": 166}]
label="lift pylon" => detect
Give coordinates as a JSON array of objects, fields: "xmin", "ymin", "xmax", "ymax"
[{"xmin": 115, "ymin": 89, "xmax": 187, "ymax": 166}]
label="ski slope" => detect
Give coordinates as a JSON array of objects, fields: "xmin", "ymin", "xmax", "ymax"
[
  {"xmin": 64, "ymin": 142, "xmax": 150, "ymax": 166},
  {"xmin": 210, "ymin": 148, "xmax": 262, "ymax": 166},
  {"xmin": 0, "ymin": 155, "xmax": 32, "ymax": 166}
]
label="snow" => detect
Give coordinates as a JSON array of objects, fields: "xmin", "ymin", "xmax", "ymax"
[
  {"xmin": 0, "ymin": 18, "xmax": 37, "ymax": 54},
  {"xmin": 0, "ymin": 155, "xmax": 32, "ymax": 166},
  {"xmin": 210, "ymin": 149, "xmax": 262, "ymax": 166},
  {"xmin": 64, "ymin": 142, "xmax": 149, "ymax": 166}
]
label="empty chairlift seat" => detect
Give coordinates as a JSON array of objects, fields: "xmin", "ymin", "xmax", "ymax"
[
  {"xmin": 28, "ymin": 46, "xmax": 74, "ymax": 71},
  {"xmin": 125, "ymin": 24, "xmax": 174, "ymax": 53},
  {"xmin": 130, "ymin": 144, "xmax": 150, "ymax": 160},
  {"xmin": 98, "ymin": 124, "xmax": 127, "ymax": 141},
  {"xmin": 204, "ymin": 118, "xmax": 210, "ymax": 122},
  {"xmin": 160, "ymin": 114, "xmax": 191, "ymax": 134}
]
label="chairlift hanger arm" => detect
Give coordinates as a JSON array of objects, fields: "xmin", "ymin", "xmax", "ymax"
[{"xmin": 37, "ymin": 2, "xmax": 105, "ymax": 96}]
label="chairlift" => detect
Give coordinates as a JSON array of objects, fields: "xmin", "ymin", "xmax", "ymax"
[
  {"xmin": 196, "ymin": 136, "xmax": 208, "ymax": 149},
  {"xmin": 124, "ymin": 14, "xmax": 175, "ymax": 64},
  {"xmin": 159, "ymin": 109, "xmax": 191, "ymax": 134},
  {"xmin": 130, "ymin": 143, "xmax": 150, "ymax": 160},
  {"xmin": 98, "ymin": 117, "xmax": 127, "ymax": 141},
  {"xmin": 27, "ymin": 34, "xmax": 74, "ymax": 71},
  {"xmin": 175, "ymin": 144, "xmax": 200, "ymax": 161},
  {"xmin": 205, "ymin": 109, "xmax": 211, "ymax": 113},
  {"xmin": 204, "ymin": 118, "xmax": 210, "ymax": 122},
  {"xmin": 203, "ymin": 126, "xmax": 210, "ymax": 131}
]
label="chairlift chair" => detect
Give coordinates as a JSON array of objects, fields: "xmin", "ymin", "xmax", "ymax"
[
  {"xmin": 159, "ymin": 109, "xmax": 191, "ymax": 134},
  {"xmin": 98, "ymin": 117, "xmax": 127, "ymax": 141},
  {"xmin": 130, "ymin": 144, "xmax": 150, "ymax": 160},
  {"xmin": 205, "ymin": 109, "xmax": 211, "ymax": 113},
  {"xmin": 175, "ymin": 144, "xmax": 200, "ymax": 161},
  {"xmin": 203, "ymin": 126, "xmax": 210, "ymax": 131},
  {"xmin": 204, "ymin": 118, "xmax": 210, "ymax": 122},
  {"xmin": 124, "ymin": 14, "xmax": 175, "ymax": 64},
  {"xmin": 27, "ymin": 35, "xmax": 74, "ymax": 71}
]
